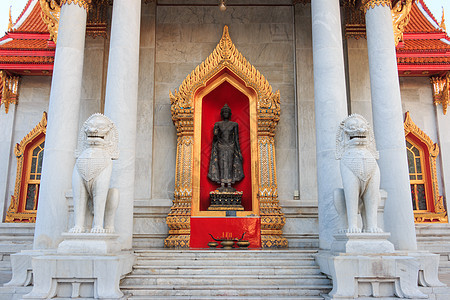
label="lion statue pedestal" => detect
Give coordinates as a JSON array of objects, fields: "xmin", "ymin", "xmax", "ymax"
[
  {"xmin": 23, "ymin": 114, "xmax": 135, "ymax": 300},
  {"xmin": 315, "ymin": 114, "xmax": 428, "ymax": 299}
]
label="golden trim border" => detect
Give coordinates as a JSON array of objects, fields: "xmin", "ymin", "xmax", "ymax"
[
  {"xmin": 192, "ymin": 73, "xmax": 259, "ymax": 217},
  {"xmin": 404, "ymin": 112, "xmax": 447, "ymax": 223},
  {"xmin": 60, "ymin": 0, "xmax": 91, "ymax": 11},
  {"xmin": 6, "ymin": 112, "xmax": 47, "ymax": 223},
  {"xmin": 362, "ymin": 0, "xmax": 392, "ymax": 14}
]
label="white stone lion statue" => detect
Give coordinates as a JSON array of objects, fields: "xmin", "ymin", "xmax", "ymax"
[
  {"xmin": 335, "ymin": 114, "xmax": 383, "ymax": 234},
  {"xmin": 69, "ymin": 113, "xmax": 119, "ymax": 234}
]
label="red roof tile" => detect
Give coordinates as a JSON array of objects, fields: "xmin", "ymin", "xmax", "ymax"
[
  {"xmin": 13, "ymin": 1, "xmax": 48, "ymax": 33},
  {"xmin": 0, "ymin": 0, "xmax": 54, "ymax": 75}
]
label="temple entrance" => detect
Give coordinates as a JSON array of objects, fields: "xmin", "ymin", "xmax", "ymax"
[{"xmin": 165, "ymin": 26, "xmax": 287, "ymax": 249}]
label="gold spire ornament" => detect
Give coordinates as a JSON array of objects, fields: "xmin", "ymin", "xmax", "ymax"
[
  {"xmin": 7, "ymin": 6, "xmax": 14, "ymax": 32},
  {"xmin": 440, "ymin": 7, "xmax": 447, "ymax": 32}
]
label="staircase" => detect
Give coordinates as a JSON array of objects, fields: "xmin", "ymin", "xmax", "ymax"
[{"xmin": 120, "ymin": 249, "xmax": 332, "ymax": 299}]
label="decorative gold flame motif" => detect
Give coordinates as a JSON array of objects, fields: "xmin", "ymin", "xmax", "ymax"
[
  {"xmin": 170, "ymin": 26, "xmax": 280, "ymax": 115},
  {"xmin": 392, "ymin": 0, "xmax": 413, "ymax": 46},
  {"xmin": 40, "ymin": 0, "xmax": 60, "ymax": 44},
  {"xmin": 431, "ymin": 73, "xmax": 450, "ymax": 115},
  {"xmin": 0, "ymin": 71, "xmax": 19, "ymax": 114}
]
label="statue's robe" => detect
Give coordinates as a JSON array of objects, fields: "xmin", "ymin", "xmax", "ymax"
[{"xmin": 208, "ymin": 120, "xmax": 244, "ymax": 184}]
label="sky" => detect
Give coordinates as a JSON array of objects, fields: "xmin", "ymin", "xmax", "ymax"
[{"xmin": 0, "ymin": 0, "xmax": 448, "ymax": 38}]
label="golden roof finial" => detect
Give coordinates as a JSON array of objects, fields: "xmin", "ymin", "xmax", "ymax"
[
  {"xmin": 7, "ymin": 6, "xmax": 13, "ymax": 32},
  {"xmin": 440, "ymin": 7, "xmax": 446, "ymax": 32}
]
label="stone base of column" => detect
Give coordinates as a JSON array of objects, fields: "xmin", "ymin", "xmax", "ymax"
[
  {"xmin": 316, "ymin": 250, "xmax": 428, "ymax": 299},
  {"xmin": 5, "ymin": 250, "xmax": 53, "ymax": 287},
  {"xmin": 22, "ymin": 252, "xmax": 135, "ymax": 299}
]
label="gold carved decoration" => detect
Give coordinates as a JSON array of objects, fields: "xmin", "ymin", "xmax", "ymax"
[
  {"xmin": 166, "ymin": 26, "xmax": 286, "ymax": 248},
  {"xmin": 391, "ymin": 0, "xmax": 413, "ymax": 46},
  {"xmin": 440, "ymin": 8, "xmax": 446, "ymax": 32},
  {"xmin": 40, "ymin": 0, "xmax": 60, "ymax": 44},
  {"xmin": 404, "ymin": 112, "xmax": 447, "ymax": 223},
  {"xmin": 361, "ymin": 0, "xmax": 392, "ymax": 14},
  {"xmin": 8, "ymin": 7, "xmax": 14, "ymax": 32},
  {"xmin": 60, "ymin": 0, "xmax": 91, "ymax": 11},
  {"xmin": 86, "ymin": 0, "xmax": 108, "ymax": 38},
  {"xmin": 6, "ymin": 112, "xmax": 47, "ymax": 223},
  {"xmin": 40, "ymin": 0, "xmax": 107, "ymax": 43},
  {"xmin": 0, "ymin": 71, "xmax": 19, "ymax": 114},
  {"xmin": 345, "ymin": 0, "xmax": 412, "ymax": 44},
  {"xmin": 431, "ymin": 72, "xmax": 450, "ymax": 115}
]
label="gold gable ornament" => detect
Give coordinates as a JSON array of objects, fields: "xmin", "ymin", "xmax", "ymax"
[
  {"xmin": 166, "ymin": 26, "xmax": 286, "ymax": 248},
  {"xmin": 404, "ymin": 112, "xmax": 447, "ymax": 223},
  {"xmin": 6, "ymin": 112, "xmax": 47, "ymax": 223}
]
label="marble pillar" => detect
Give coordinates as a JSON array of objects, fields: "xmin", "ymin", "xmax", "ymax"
[
  {"xmin": 365, "ymin": 3, "xmax": 417, "ymax": 250},
  {"xmin": 0, "ymin": 105, "xmax": 16, "ymax": 219},
  {"xmin": 104, "ymin": 0, "xmax": 141, "ymax": 250},
  {"xmin": 33, "ymin": 3, "xmax": 87, "ymax": 250},
  {"xmin": 311, "ymin": 0, "xmax": 348, "ymax": 250}
]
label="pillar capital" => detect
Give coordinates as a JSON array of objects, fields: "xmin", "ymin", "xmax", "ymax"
[
  {"xmin": 60, "ymin": 0, "xmax": 91, "ymax": 10},
  {"xmin": 361, "ymin": 0, "xmax": 392, "ymax": 14}
]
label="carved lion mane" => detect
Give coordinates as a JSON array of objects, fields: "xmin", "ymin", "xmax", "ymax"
[
  {"xmin": 336, "ymin": 114, "xmax": 378, "ymax": 160},
  {"xmin": 75, "ymin": 113, "xmax": 119, "ymax": 160}
]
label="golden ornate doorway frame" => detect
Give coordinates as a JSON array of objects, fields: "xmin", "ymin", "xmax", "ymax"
[{"xmin": 165, "ymin": 26, "xmax": 287, "ymax": 248}]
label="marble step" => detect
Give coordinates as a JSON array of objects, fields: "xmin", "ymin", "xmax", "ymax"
[
  {"xmin": 135, "ymin": 258, "xmax": 317, "ymax": 266},
  {"xmin": 121, "ymin": 284, "xmax": 332, "ymax": 297},
  {"xmin": 134, "ymin": 249, "xmax": 318, "ymax": 257},
  {"xmin": 121, "ymin": 274, "xmax": 330, "ymax": 286},
  {"xmin": 0, "ymin": 285, "xmax": 32, "ymax": 300},
  {"xmin": 131, "ymin": 265, "xmax": 322, "ymax": 276},
  {"xmin": 128, "ymin": 296, "xmax": 325, "ymax": 300}
]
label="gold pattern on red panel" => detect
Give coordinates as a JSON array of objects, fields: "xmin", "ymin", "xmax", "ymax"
[
  {"xmin": 6, "ymin": 112, "xmax": 47, "ymax": 223},
  {"xmin": 404, "ymin": 112, "xmax": 447, "ymax": 223}
]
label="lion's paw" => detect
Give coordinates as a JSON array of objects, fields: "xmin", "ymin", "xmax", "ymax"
[
  {"xmin": 69, "ymin": 226, "xmax": 85, "ymax": 234},
  {"xmin": 364, "ymin": 227, "xmax": 383, "ymax": 233},
  {"xmin": 104, "ymin": 227, "xmax": 115, "ymax": 234},
  {"xmin": 90, "ymin": 226, "xmax": 106, "ymax": 234},
  {"xmin": 345, "ymin": 227, "xmax": 362, "ymax": 233}
]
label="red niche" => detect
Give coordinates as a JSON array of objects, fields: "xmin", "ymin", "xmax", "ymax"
[
  {"xmin": 190, "ymin": 217, "xmax": 261, "ymax": 248},
  {"xmin": 200, "ymin": 81, "xmax": 252, "ymax": 211}
]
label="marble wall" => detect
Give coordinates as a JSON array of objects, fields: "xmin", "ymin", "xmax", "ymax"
[
  {"xmin": 78, "ymin": 36, "xmax": 106, "ymax": 127},
  {"xmin": 295, "ymin": 4, "xmax": 317, "ymax": 205},
  {"xmin": 347, "ymin": 38, "xmax": 372, "ymax": 123}
]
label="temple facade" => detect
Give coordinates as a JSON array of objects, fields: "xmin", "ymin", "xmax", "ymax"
[{"xmin": 0, "ymin": 0, "xmax": 450, "ymax": 299}]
